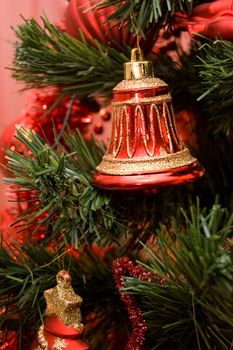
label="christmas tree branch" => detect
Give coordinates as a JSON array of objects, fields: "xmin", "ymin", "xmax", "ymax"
[
  {"xmin": 124, "ymin": 200, "xmax": 233, "ymax": 349},
  {"xmin": 194, "ymin": 40, "xmax": 233, "ymax": 136},
  {"xmin": 5, "ymin": 125, "xmax": 233, "ymax": 252},
  {"xmin": 4, "ymin": 127, "xmax": 122, "ymax": 246},
  {"xmin": 0, "ymin": 242, "xmax": 128, "ymax": 350},
  {"xmin": 1, "ymin": 200, "xmax": 232, "ymax": 349},
  {"xmin": 12, "ymin": 17, "xmax": 129, "ymax": 98},
  {"xmin": 4, "ymin": 121, "xmax": 233, "ymax": 256},
  {"xmin": 12, "ymin": 16, "xmax": 233, "ymax": 136},
  {"xmin": 4, "ymin": 128, "xmax": 171, "ymax": 248},
  {"xmin": 154, "ymin": 40, "xmax": 233, "ymax": 137},
  {"xmin": 95, "ymin": 0, "xmax": 196, "ymax": 38}
]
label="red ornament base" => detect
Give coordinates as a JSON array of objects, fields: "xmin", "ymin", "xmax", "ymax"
[
  {"xmin": 92, "ymin": 161, "xmax": 204, "ymax": 191},
  {"xmin": 32, "ymin": 316, "xmax": 89, "ymax": 350}
]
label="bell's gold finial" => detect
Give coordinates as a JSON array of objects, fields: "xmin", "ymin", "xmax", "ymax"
[{"xmin": 124, "ymin": 48, "xmax": 154, "ymax": 80}]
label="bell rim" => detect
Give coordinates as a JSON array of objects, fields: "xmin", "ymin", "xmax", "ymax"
[
  {"xmin": 96, "ymin": 148, "xmax": 197, "ymax": 175},
  {"xmin": 91, "ymin": 161, "xmax": 204, "ymax": 191}
]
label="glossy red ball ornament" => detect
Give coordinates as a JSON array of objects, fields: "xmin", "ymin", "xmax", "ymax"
[
  {"xmin": 0, "ymin": 88, "xmax": 111, "ymax": 171},
  {"xmin": 93, "ymin": 121, "xmax": 103, "ymax": 134},
  {"xmin": 101, "ymin": 111, "xmax": 111, "ymax": 121},
  {"xmin": 63, "ymin": 0, "xmax": 136, "ymax": 46},
  {"xmin": 0, "ymin": 206, "xmax": 23, "ymax": 245}
]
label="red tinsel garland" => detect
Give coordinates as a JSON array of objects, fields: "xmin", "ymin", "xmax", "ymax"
[{"xmin": 112, "ymin": 257, "xmax": 165, "ymax": 350}]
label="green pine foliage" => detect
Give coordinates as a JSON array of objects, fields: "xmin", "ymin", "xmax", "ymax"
[
  {"xmin": 3, "ymin": 127, "xmax": 173, "ymax": 247},
  {"xmin": 95, "ymin": 0, "xmax": 201, "ymax": 38},
  {"xmin": 13, "ymin": 17, "xmax": 129, "ymax": 98},
  {"xmin": 0, "ymin": 241, "xmax": 128, "ymax": 349},
  {"xmin": 194, "ymin": 40, "xmax": 233, "ymax": 136},
  {"xmin": 12, "ymin": 17, "xmax": 233, "ymax": 137},
  {"xmin": 154, "ymin": 40, "xmax": 233, "ymax": 137},
  {"xmin": 124, "ymin": 201, "xmax": 233, "ymax": 349},
  {"xmin": 1, "ymin": 0, "xmax": 233, "ymax": 348},
  {"xmin": 0, "ymin": 201, "xmax": 232, "ymax": 349},
  {"xmin": 4, "ymin": 127, "xmax": 119, "ymax": 246}
]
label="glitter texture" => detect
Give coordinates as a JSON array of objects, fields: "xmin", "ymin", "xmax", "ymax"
[
  {"xmin": 112, "ymin": 94, "xmax": 171, "ymax": 106},
  {"xmin": 32, "ymin": 271, "xmax": 89, "ymax": 350},
  {"xmin": 34, "ymin": 325, "xmax": 48, "ymax": 350},
  {"xmin": 114, "ymin": 77, "xmax": 167, "ymax": 91},
  {"xmin": 97, "ymin": 149, "xmax": 195, "ymax": 175},
  {"xmin": 44, "ymin": 270, "xmax": 83, "ymax": 332},
  {"xmin": 52, "ymin": 338, "xmax": 67, "ymax": 350},
  {"xmin": 96, "ymin": 98, "xmax": 192, "ymax": 175}
]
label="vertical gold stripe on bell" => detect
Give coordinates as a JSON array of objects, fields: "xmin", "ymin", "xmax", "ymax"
[
  {"xmin": 155, "ymin": 103, "xmax": 168, "ymax": 153},
  {"xmin": 112, "ymin": 105, "xmax": 124, "ymax": 157},
  {"xmin": 137, "ymin": 104, "xmax": 157, "ymax": 157},
  {"xmin": 126, "ymin": 105, "xmax": 137, "ymax": 158},
  {"xmin": 165, "ymin": 103, "xmax": 174, "ymax": 153},
  {"xmin": 163, "ymin": 102, "xmax": 173, "ymax": 153},
  {"xmin": 138, "ymin": 105, "xmax": 148, "ymax": 156},
  {"xmin": 148, "ymin": 104, "xmax": 156, "ymax": 156},
  {"xmin": 167, "ymin": 104, "xmax": 182, "ymax": 149}
]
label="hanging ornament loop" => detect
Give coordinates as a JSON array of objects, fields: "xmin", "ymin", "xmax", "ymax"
[
  {"xmin": 92, "ymin": 49, "xmax": 204, "ymax": 191},
  {"xmin": 131, "ymin": 48, "xmax": 144, "ymax": 61}
]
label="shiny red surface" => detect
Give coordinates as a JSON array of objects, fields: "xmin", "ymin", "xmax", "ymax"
[
  {"xmin": 64, "ymin": 0, "xmax": 136, "ymax": 46},
  {"xmin": 175, "ymin": 0, "xmax": 233, "ymax": 40},
  {"xmin": 92, "ymin": 161, "xmax": 204, "ymax": 191},
  {"xmin": 32, "ymin": 316, "xmax": 89, "ymax": 350},
  {"xmin": 45, "ymin": 316, "xmax": 81, "ymax": 338},
  {"xmin": 107, "ymin": 85, "xmax": 182, "ymax": 159},
  {"xmin": 0, "ymin": 91, "xmax": 97, "ymax": 170}
]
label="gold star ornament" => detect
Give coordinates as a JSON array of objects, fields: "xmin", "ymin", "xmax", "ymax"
[{"xmin": 44, "ymin": 270, "xmax": 84, "ymax": 332}]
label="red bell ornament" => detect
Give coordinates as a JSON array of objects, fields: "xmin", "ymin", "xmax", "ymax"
[
  {"xmin": 32, "ymin": 270, "xmax": 89, "ymax": 350},
  {"xmin": 92, "ymin": 49, "xmax": 204, "ymax": 190}
]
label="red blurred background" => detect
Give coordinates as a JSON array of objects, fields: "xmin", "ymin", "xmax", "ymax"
[{"xmin": 0, "ymin": 0, "xmax": 67, "ymax": 208}]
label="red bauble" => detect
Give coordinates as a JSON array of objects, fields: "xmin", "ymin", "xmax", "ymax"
[
  {"xmin": 63, "ymin": 0, "xmax": 136, "ymax": 46},
  {"xmin": 0, "ymin": 207, "xmax": 23, "ymax": 245},
  {"xmin": 0, "ymin": 186, "xmax": 48, "ymax": 245},
  {"xmin": 0, "ymin": 88, "xmax": 112, "ymax": 171}
]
